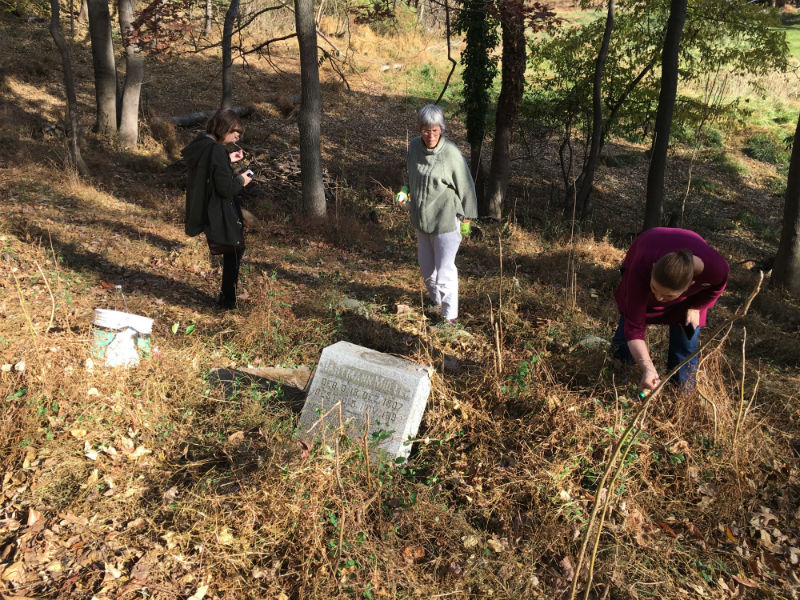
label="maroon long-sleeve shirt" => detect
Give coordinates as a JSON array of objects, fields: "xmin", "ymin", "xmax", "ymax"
[{"xmin": 613, "ymin": 228, "xmax": 729, "ymax": 342}]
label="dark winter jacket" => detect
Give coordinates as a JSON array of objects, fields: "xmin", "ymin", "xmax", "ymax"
[{"xmin": 181, "ymin": 133, "xmax": 244, "ymax": 247}]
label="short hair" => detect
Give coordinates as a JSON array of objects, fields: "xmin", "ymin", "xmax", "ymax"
[
  {"xmin": 652, "ymin": 249, "xmax": 695, "ymax": 291},
  {"xmin": 418, "ymin": 104, "xmax": 446, "ymax": 133},
  {"xmin": 206, "ymin": 109, "xmax": 244, "ymax": 142}
]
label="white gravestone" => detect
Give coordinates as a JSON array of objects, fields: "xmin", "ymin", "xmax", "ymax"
[{"xmin": 299, "ymin": 341, "xmax": 432, "ymax": 462}]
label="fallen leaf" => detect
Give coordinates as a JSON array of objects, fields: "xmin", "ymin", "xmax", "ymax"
[
  {"xmin": 100, "ymin": 281, "xmax": 116, "ymax": 289},
  {"xmin": 656, "ymin": 521, "xmax": 678, "ymax": 539},
  {"xmin": 487, "ymin": 537, "xmax": 509, "ymax": 553},
  {"xmin": 130, "ymin": 554, "xmax": 152, "ymax": 580},
  {"xmin": 105, "ymin": 561, "xmax": 122, "ymax": 579},
  {"xmin": 218, "ymin": 527, "xmax": 234, "ymax": 545},
  {"xmin": 187, "ymin": 584, "xmax": 209, "ymax": 600},
  {"xmin": 70, "ymin": 429, "xmax": 88, "ymax": 439},
  {"xmin": 669, "ymin": 440, "xmax": 690, "ymax": 454},
  {"xmin": 403, "ymin": 545, "xmax": 425, "ymax": 565},
  {"xmin": 462, "ymin": 535, "xmax": 481, "ymax": 550},
  {"xmin": 84, "ymin": 441, "xmax": 99, "ymax": 461},
  {"xmin": 731, "ymin": 574, "xmax": 758, "ymax": 588},
  {"xmin": 26, "ymin": 507, "xmax": 42, "ymax": 527},
  {"xmin": 725, "ymin": 525, "xmax": 738, "ymax": 543},
  {"xmin": 163, "ymin": 486, "xmax": 179, "ymax": 503},
  {"xmin": 127, "ymin": 517, "xmax": 147, "ymax": 530},
  {"xmin": 128, "ymin": 445, "xmax": 152, "ymax": 460},
  {"xmin": 698, "ymin": 483, "xmax": 717, "ymax": 497},
  {"xmin": 46, "ymin": 561, "xmax": 63, "ymax": 573},
  {"xmin": 227, "ymin": 431, "xmax": 245, "ymax": 445},
  {"xmin": 395, "ymin": 303, "xmax": 413, "ymax": 315},
  {"xmin": 448, "ymin": 561, "xmax": 463, "ymax": 577},
  {"xmin": 560, "ymin": 555, "xmax": 575, "ymax": 580},
  {"xmin": 0, "ymin": 561, "xmax": 25, "ymax": 583},
  {"xmin": 297, "ymin": 440, "xmax": 310, "ymax": 460}
]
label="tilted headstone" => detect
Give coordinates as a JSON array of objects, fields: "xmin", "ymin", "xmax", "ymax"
[{"xmin": 298, "ymin": 341, "xmax": 432, "ymax": 462}]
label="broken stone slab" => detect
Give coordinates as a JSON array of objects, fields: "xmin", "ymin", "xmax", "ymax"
[
  {"xmin": 298, "ymin": 341, "xmax": 432, "ymax": 462},
  {"xmin": 340, "ymin": 297, "xmax": 372, "ymax": 318},
  {"xmin": 240, "ymin": 366, "xmax": 312, "ymax": 390},
  {"xmin": 570, "ymin": 335, "xmax": 611, "ymax": 352},
  {"xmin": 207, "ymin": 368, "xmax": 306, "ymax": 412}
]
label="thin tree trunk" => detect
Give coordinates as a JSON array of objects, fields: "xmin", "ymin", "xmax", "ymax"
[
  {"xmin": 221, "ymin": 0, "xmax": 240, "ymax": 109},
  {"xmin": 572, "ymin": 0, "xmax": 615, "ymax": 219},
  {"xmin": 774, "ymin": 112, "xmax": 800, "ymax": 294},
  {"xmin": 643, "ymin": 0, "xmax": 687, "ymax": 230},
  {"xmin": 205, "ymin": 0, "xmax": 213, "ymax": 37},
  {"xmin": 471, "ymin": 143, "xmax": 487, "ymax": 216},
  {"xmin": 78, "ymin": 0, "xmax": 88, "ymax": 22},
  {"xmin": 49, "ymin": 0, "xmax": 89, "ymax": 175},
  {"xmin": 118, "ymin": 0, "xmax": 143, "ymax": 148},
  {"xmin": 294, "ymin": 0, "xmax": 326, "ymax": 217},
  {"xmin": 485, "ymin": 0, "xmax": 526, "ymax": 221},
  {"xmin": 87, "ymin": 0, "xmax": 118, "ymax": 133}
]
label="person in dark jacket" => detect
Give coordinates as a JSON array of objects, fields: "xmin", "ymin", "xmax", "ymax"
[{"xmin": 182, "ymin": 109, "xmax": 253, "ymax": 309}]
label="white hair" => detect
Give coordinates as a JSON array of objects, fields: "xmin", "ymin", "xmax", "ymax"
[{"xmin": 417, "ymin": 104, "xmax": 446, "ymax": 133}]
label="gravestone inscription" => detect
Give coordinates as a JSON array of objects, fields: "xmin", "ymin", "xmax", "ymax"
[{"xmin": 298, "ymin": 341, "xmax": 432, "ymax": 461}]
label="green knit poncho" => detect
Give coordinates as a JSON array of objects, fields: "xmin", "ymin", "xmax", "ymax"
[{"xmin": 406, "ymin": 136, "xmax": 478, "ymax": 235}]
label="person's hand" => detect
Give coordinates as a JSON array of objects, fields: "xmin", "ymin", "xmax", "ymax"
[
  {"xmin": 639, "ymin": 363, "xmax": 660, "ymax": 392},
  {"xmin": 395, "ymin": 186, "xmax": 409, "ymax": 206},
  {"xmin": 240, "ymin": 171, "xmax": 253, "ymax": 186},
  {"xmin": 686, "ymin": 308, "xmax": 700, "ymax": 329},
  {"xmin": 229, "ymin": 149, "xmax": 244, "ymax": 163}
]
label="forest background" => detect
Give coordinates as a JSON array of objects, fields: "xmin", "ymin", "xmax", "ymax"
[{"xmin": 0, "ymin": 0, "xmax": 799, "ymax": 598}]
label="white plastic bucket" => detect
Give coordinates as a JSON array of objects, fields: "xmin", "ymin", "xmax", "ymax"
[{"xmin": 91, "ymin": 309, "xmax": 154, "ymax": 368}]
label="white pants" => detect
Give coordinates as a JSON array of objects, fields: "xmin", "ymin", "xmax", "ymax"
[{"xmin": 416, "ymin": 222, "xmax": 462, "ymax": 321}]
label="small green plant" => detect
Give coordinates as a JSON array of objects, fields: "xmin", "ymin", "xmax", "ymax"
[{"xmin": 744, "ymin": 132, "xmax": 789, "ymax": 164}]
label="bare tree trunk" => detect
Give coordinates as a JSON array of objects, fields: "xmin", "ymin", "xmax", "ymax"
[
  {"xmin": 571, "ymin": 0, "xmax": 615, "ymax": 220},
  {"xmin": 87, "ymin": 0, "xmax": 118, "ymax": 133},
  {"xmin": 774, "ymin": 112, "xmax": 800, "ymax": 294},
  {"xmin": 295, "ymin": 0, "xmax": 326, "ymax": 217},
  {"xmin": 221, "ymin": 0, "xmax": 240, "ymax": 109},
  {"xmin": 205, "ymin": 0, "xmax": 213, "ymax": 37},
  {"xmin": 485, "ymin": 0, "xmax": 526, "ymax": 221},
  {"xmin": 49, "ymin": 0, "xmax": 89, "ymax": 175},
  {"xmin": 643, "ymin": 0, "xmax": 687, "ymax": 230},
  {"xmin": 118, "ymin": 0, "xmax": 143, "ymax": 148}
]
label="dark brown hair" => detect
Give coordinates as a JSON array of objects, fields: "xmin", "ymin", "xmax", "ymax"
[
  {"xmin": 206, "ymin": 109, "xmax": 244, "ymax": 142},
  {"xmin": 652, "ymin": 249, "xmax": 694, "ymax": 291}
]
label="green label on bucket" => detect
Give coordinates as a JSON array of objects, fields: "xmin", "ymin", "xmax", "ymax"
[
  {"xmin": 460, "ymin": 220, "xmax": 471, "ymax": 236},
  {"xmin": 91, "ymin": 329, "xmax": 116, "ymax": 359}
]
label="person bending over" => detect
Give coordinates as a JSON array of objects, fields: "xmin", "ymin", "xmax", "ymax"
[
  {"xmin": 182, "ymin": 109, "xmax": 253, "ymax": 309},
  {"xmin": 612, "ymin": 227, "xmax": 729, "ymax": 391}
]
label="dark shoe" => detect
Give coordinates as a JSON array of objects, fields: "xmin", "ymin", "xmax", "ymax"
[{"xmin": 215, "ymin": 294, "xmax": 236, "ymax": 310}]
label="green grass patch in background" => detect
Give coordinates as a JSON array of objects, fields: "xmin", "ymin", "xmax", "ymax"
[
  {"xmin": 744, "ymin": 132, "xmax": 790, "ymax": 164},
  {"xmin": 780, "ymin": 12, "xmax": 800, "ymax": 61},
  {"xmin": 707, "ymin": 148, "xmax": 748, "ymax": 177}
]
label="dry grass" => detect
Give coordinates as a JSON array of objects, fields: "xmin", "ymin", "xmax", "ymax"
[{"xmin": 1, "ymin": 6, "xmax": 800, "ymax": 600}]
